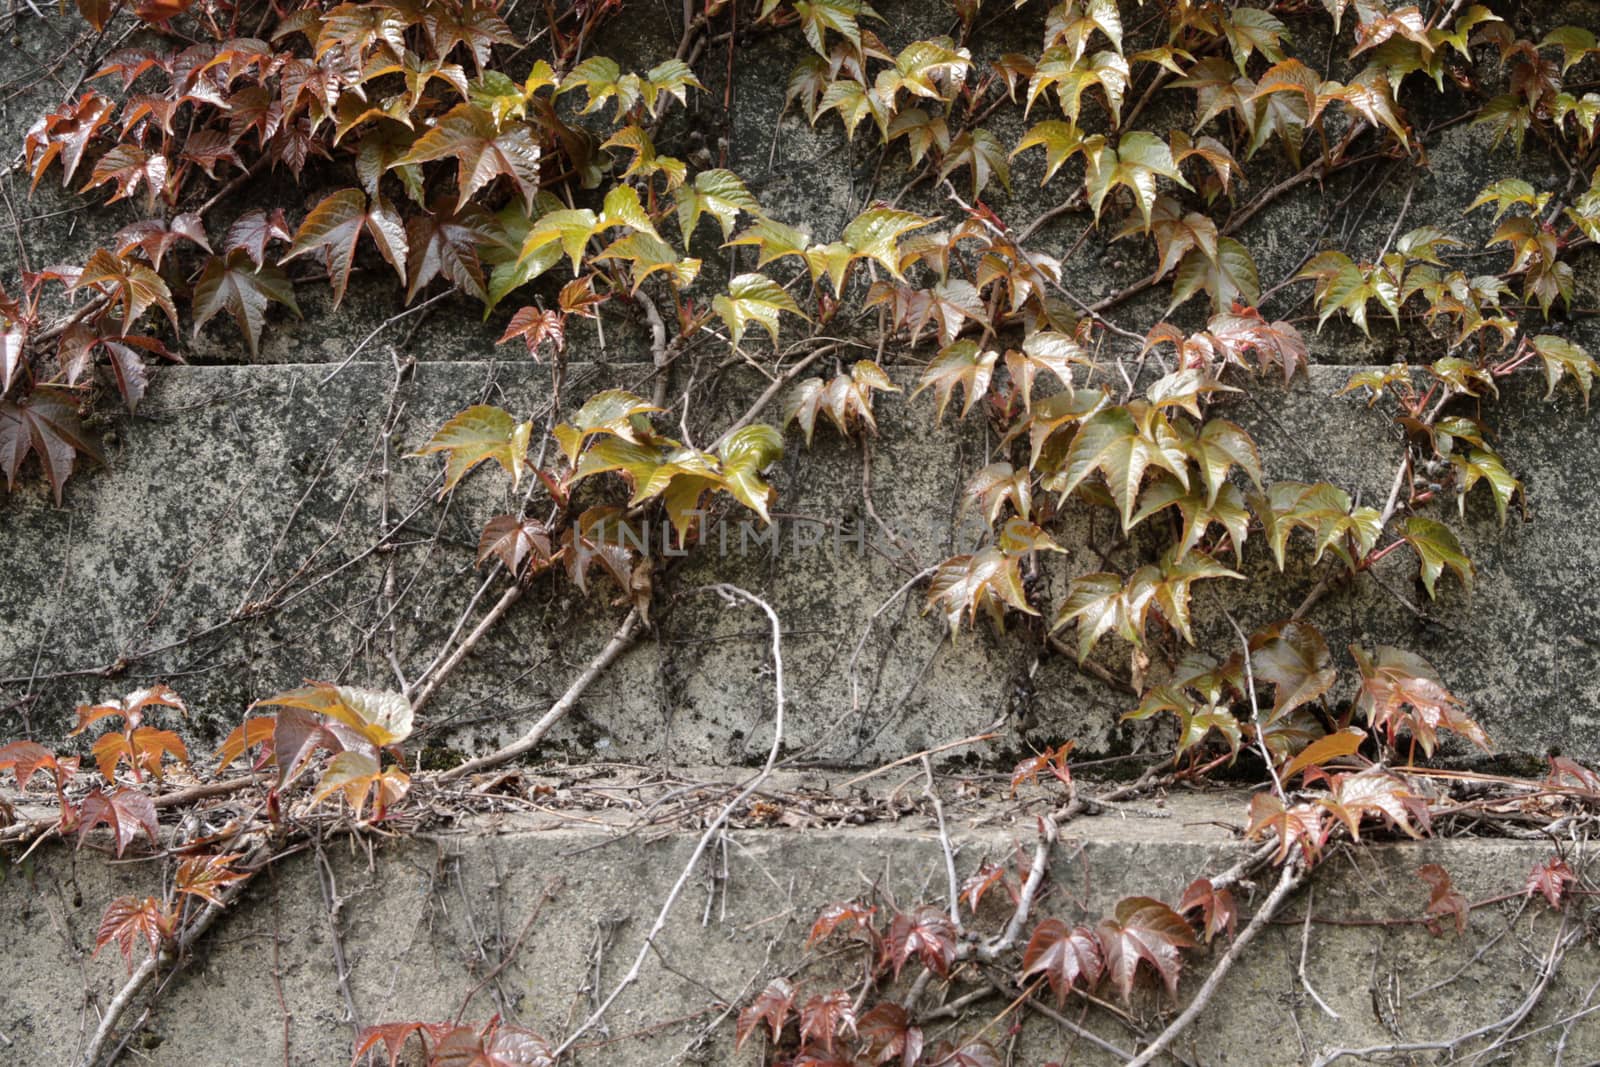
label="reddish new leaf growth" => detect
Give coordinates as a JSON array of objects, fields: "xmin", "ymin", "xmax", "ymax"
[
  {"xmin": 799, "ymin": 990, "xmax": 855, "ymax": 1051},
  {"xmin": 175, "ymin": 853, "xmax": 248, "ymax": 906},
  {"xmin": 807, "ymin": 901, "xmax": 876, "ymax": 948},
  {"xmin": 1318, "ymin": 767, "xmax": 1430, "ymax": 843},
  {"xmin": 884, "ymin": 905, "xmax": 957, "ymax": 979},
  {"xmin": 1009, "ymin": 741, "xmax": 1073, "ymax": 796},
  {"xmin": 1246, "ymin": 792, "xmax": 1330, "ymax": 866},
  {"xmin": 352, "ymin": 1021, "xmax": 437, "ymax": 1067},
  {"xmin": 71, "ymin": 683, "xmax": 186, "ymax": 735},
  {"xmin": 72, "ymin": 684, "xmax": 189, "ymax": 783},
  {"xmin": 1021, "ymin": 918, "xmax": 1104, "ymax": 1004},
  {"xmin": 23, "ymin": 92, "xmax": 116, "ymax": 192},
  {"xmin": 856, "ymin": 1003, "xmax": 923, "ymax": 1067},
  {"xmin": 429, "ymin": 1019, "xmax": 553, "ymax": 1066},
  {"xmin": 1205, "ymin": 305, "xmax": 1309, "ymax": 383},
  {"xmin": 0, "ymin": 740, "xmax": 76, "ymax": 794},
  {"xmin": 737, "ymin": 977, "xmax": 796, "ymax": 1050},
  {"xmin": 959, "ymin": 861, "xmax": 1011, "ymax": 913},
  {"xmin": 1178, "ymin": 877, "xmax": 1238, "ymax": 943},
  {"xmin": 1525, "ymin": 856, "xmax": 1576, "ymax": 910},
  {"xmin": 1351, "ymin": 646, "xmax": 1488, "ymax": 758},
  {"xmin": 76, "ymin": 787, "xmax": 160, "ymax": 856},
  {"xmin": 96, "ymin": 896, "xmax": 175, "ymax": 970},
  {"xmin": 498, "ymin": 306, "xmax": 566, "ymax": 359},
  {"xmin": 1097, "ymin": 896, "xmax": 1196, "ymax": 1002},
  {"xmin": 1418, "ymin": 863, "xmax": 1469, "ymax": 936}
]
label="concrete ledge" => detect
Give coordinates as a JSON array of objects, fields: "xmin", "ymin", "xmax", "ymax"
[{"xmin": 0, "ymin": 791, "xmax": 1592, "ymax": 1065}]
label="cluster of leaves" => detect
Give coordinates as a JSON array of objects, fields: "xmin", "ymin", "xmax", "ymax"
[
  {"xmin": 353, "ymin": 1017, "xmax": 553, "ymax": 1067},
  {"xmin": 96, "ymin": 852, "xmax": 247, "ymax": 970},
  {"xmin": 412, "ymin": 387, "xmax": 786, "ymax": 616},
  {"xmin": 0, "ymin": 681, "xmax": 412, "ymax": 851},
  {"xmin": 1127, "ymin": 618, "xmax": 1486, "ymax": 774},
  {"xmin": 0, "ymin": 685, "xmax": 192, "ymax": 855},
  {"xmin": 221, "ymin": 681, "xmax": 414, "ymax": 820},
  {"xmin": 733, "ymin": 877, "xmax": 1208, "ymax": 1067}
]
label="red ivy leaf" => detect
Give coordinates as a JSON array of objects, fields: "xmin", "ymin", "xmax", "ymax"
[
  {"xmin": 77, "ymin": 787, "xmax": 159, "ymax": 856},
  {"xmin": 498, "ymin": 306, "xmax": 566, "ymax": 359},
  {"xmin": 1097, "ymin": 896, "xmax": 1196, "ymax": 1002},
  {"xmin": 95, "ymin": 895, "xmax": 174, "ymax": 970},
  {"xmin": 24, "ymin": 92, "xmax": 116, "ymax": 192},
  {"xmin": 81, "ymin": 144, "xmax": 169, "ymax": 213},
  {"xmin": 352, "ymin": 1021, "xmax": 437, "ymax": 1067},
  {"xmin": 1548, "ymin": 756, "xmax": 1600, "ymax": 793},
  {"xmin": 1525, "ymin": 856, "xmax": 1576, "ymax": 910},
  {"xmin": 884, "ymin": 905, "xmax": 957, "ymax": 979},
  {"xmin": 1418, "ymin": 863, "xmax": 1469, "ymax": 936},
  {"xmin": 1178, "ymin": 878, "xmax": 1237, "ymax": 943},
  {"xmin": 430, "ymin": 1020, "xmax": 554, "ymax": 1067},
  {"xmin": 736, "ymin": 977, "xmax": 796, "ymax": 1050},
  {"xmin": 799, "ymin": 990, "xmax": 855, "ymax": 1051},
  {"xmin": 1009, "ymin": 741, "xmax": 1074, "ymax": 796},
  {"xmin": 192, "ymin": 250, "xmax": 301, "ymax": 359},
  {"xmin": 1022, "ymin": 917, "xmax": 1104, "ymax": 1003},
  {"xmin": 0, "ymin": 740, "xmax": 70, "ymax": 791},
  {"xmin": 477, "ymin": 515, "xmax": 553, "ymax": 577},
  {"xmin": 223, "ymin": 208, "xmax": 294, "ymax": 269},
  {"xmin": 856, "ymin": 1002, "xmax": 923, "ymax": 1067},
  {"xmin": 175, "ymin": 852, "xmax": 248, "ymax": 907},
  {"xmin": 114, "ymin": 214, "xmax": 211, "ymax": 272},
  {"xmin": 807, "ymin": 901, "xmax": 876, "ymax": 947},
  {"xmin": 284, "ymin": 189, "xmax": 408, "ymax": 308},
  {"xmin": 960, "ymin": 861, "xmax": 1010, "ymax": 913},
  {"xmin": 0, "ymin": 387, "xmax": 105, "ymax": 505}
]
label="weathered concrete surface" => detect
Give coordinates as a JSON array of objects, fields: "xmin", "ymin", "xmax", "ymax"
[
  {"xmin": 0, "ymin": 0, "xmax": 1597, "ymax": 771},
  {"xmin": 0, "ymin": 792, "xmax": 1593, "ymax": 1065},
  {"xmin": 1, "ymin": 358, "xmax": 1596, "ymax": 767}
]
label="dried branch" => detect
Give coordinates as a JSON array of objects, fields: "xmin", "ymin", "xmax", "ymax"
[
  {"xmin": 550, "ymin": 585, "xmax": 785, "ymax": 1059},
  {"xmin": 436, "ymin": 607, "xmax": 644, "ymax": 781}
]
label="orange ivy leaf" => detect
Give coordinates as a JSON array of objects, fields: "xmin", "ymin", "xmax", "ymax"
[
  {"xmin": 175, "ymin": 852, "xmax": 248, "ymax": 906},
  {"xmin": 1417, "ymin": 863, "xmax": 1469, "ymax": 936},
  {"xmin": 95, "ymin": 896, "xmax": 175, "ymax": 970}
]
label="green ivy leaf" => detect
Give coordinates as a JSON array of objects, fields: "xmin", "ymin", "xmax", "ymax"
[
  {"xmin": 412, "ymin": 405, "xmax": 532, "ymax": 496},
  {"xmin": 713, "ymin": 273, "xmax": 806, "ymax": 348},
  {"xmin": 1403, "ymin": 516, "xmax": 1473, "ymax": 598}
]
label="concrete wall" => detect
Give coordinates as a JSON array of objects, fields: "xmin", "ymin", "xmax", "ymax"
[{"xmin": 3, "ymin": 1, "xmax": 1600, "ymax": 1064}]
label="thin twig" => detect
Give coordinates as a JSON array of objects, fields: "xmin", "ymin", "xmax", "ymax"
[
  {"xmin": 437, "ymin": 608, "xmax": 644, "ymax": 781},
  {"xmin": 550, "ymin": 585, "xmax": 785, "ymax": 1059},
  {"xmin": 921, "ymin": 754, "xmax": 962, "ymax": 927},
  {"xmin": 1297, "ymin": 883, "xmax": 1340, "ymax": 1019}
]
